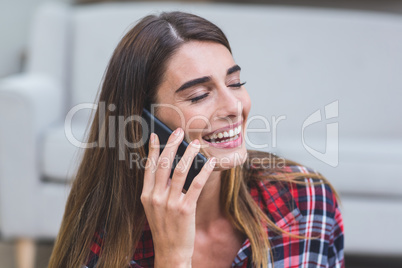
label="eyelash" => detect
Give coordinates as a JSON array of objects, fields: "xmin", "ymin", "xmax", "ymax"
[
  {"xmin": 190, "ymin": 93, "xmax": 209, "ymax": 103},
  {"xmin": 190, "ymin": 81, "xmax": 246, "ymax": 103},
  {"xmin": 228, "ymin": 81, "xmax": 246, "ymax": 88}
]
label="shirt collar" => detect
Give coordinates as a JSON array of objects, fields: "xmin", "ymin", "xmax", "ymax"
[{"xmin": 251, "ymin": 180, "xmax": 303, "ymax": 230}]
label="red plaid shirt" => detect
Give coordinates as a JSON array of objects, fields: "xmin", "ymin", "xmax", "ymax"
[{"xmin": 85, "ymin": 164, "xmax": 344, "ymax": 268}]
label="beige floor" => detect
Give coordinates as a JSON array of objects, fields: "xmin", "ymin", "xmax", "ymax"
[{"xmin": 1, "ymin": 240, "xmax": 402, "ymax": 268}]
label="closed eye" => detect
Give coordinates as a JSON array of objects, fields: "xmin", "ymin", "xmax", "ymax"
[
  {"xmin": 190, "ymin": 93, "xmax": 209, "ymax": 103},
  {"xmin": 228, "ymin": 82, "xmax": 246, "ymax": 88}
]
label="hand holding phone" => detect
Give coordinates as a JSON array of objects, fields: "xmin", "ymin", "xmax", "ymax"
[
  {"xmin": 141, "ymin": 124, "xmax": 216, "ymax": 265},
  {"xmin": 142, "ymin": 108, "xmax": 208, "ymax": 191}
]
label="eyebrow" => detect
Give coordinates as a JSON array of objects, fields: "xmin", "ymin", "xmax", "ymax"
[
  {"xmin": 227, "ymin": 64, "xmax": 241, "ymax": 75},
  {"xmin": 175, "ymin": 64, "xmax": 242, "ymax": 93}
]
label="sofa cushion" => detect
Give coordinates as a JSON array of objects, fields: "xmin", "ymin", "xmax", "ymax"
[
  {"xmin": 40, "ymin": 123, "xmax": 86, "ymax": 182},
  {"xmin": 272, "ymin": 139, "xmax": 402, "ymax": 197}
]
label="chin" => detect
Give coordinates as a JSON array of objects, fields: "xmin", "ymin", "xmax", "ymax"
[{"xmin": 203, "ymin": 145, "xmax": 248, "ymax": 171}]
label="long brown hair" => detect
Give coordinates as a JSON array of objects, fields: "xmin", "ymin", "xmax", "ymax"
[{"xmin": 49, "ymin": 11, "xmax": 334, "ymax": 268}]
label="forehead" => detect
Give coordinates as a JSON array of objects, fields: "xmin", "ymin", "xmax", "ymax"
[{"xmin": 162, "ymin": 41, "xmax": 235, "ymax": 86}]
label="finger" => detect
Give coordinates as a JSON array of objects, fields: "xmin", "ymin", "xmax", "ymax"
[
  {"xmin": 153, "ymin": 128, "xmax": 184, "ymax": 193},
  {"xmin": 142, "ymin": 133, "xmax": 160, "ymax": 195},
  {"xmin": 184, "ymin": 157, "xmax": 216, "ymax": 202},
  {"xmin": 169, "ymin": 139, "xmax": 200, "ymax": 198}
]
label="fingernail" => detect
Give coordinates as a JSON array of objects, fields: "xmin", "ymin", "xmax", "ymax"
[
  {"xmin": 174, "ymin": 128, "xmax": 181, "ymax": 136},
  {"xmin": 191, "ymin": 139, "xmax": 199, "ymax": 146},
  {"xmin": 150, "ymin": 133, "xmax": 155, "ymax": 144}
]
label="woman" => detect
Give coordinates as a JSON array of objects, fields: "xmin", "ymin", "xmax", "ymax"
[{"xmin": 49, "ymin": 11, "xmax": 344, "ymax": 268}]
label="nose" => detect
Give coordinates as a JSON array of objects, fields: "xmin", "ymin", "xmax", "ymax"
[{"xmin": 213, "ymin": 84, "xmax": 242, "ymax": 124}]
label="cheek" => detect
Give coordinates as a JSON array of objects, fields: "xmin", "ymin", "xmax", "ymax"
[
  {"xmin": 155, "ymin": 107, "xmax": 184, "ymax": 131},
  {"xmin": 184, "ymin": 111, "xmax": 213, "ymax": 139}
]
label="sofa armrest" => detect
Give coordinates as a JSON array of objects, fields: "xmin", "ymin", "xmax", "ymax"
[
  {"xmin": 0, "ymin": 73, "xmax": 64, "ymax": 132},
  {"xmin": 0, "ymin": 73, "xmax": 63, "ymax": 238}
]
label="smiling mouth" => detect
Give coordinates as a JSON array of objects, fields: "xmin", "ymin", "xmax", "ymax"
[{"xmin": 202, "ymin": 125, "xmax": 242, "ymax": 143}]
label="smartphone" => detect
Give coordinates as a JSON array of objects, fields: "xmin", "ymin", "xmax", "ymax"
[{"xmin": 142, "ymin": 108, "xmax": 208, "ymax": 191}]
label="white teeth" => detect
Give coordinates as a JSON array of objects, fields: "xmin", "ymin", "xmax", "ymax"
[
  {"xmin": 235, "ymin": 126, "xmax": 241, "ymax": 135},
  {"xmin": 204, "ymin": 125, "xmax": 242, "ymax": 142}
]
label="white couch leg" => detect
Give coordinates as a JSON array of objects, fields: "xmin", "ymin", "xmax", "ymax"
[{"xmin": 15, "ymin": 238, "xmax": 35, "ymax": 268}]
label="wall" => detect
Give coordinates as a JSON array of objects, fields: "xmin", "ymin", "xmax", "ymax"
[{"xmin": 0, "ymin": 0, "xmax": 71, "ymax": 78}]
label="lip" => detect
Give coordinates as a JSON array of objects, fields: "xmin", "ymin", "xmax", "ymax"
[
  {"xmin": 202, "ymin": 120, "xmax": 243, "ymax": 138},
  {"xmin": 202, "ymin": 131, "xmax": 243, "ymax": 149}
]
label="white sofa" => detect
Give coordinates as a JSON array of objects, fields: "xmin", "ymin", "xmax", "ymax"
[{"xmin": 1, "ymin": 2, "xmax": 401, "ymax": 266}]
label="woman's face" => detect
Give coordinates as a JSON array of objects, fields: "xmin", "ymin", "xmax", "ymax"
[{"xmin": 155, "ymin": 41, "xmax": 251, "ymax": 170}]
